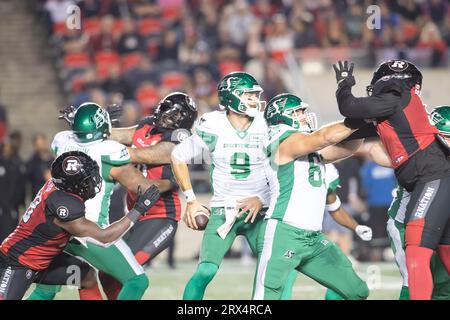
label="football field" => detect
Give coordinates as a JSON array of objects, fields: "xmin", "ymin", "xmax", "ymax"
[{"xmin": 25, "ymin": 259, "xmax": 403, "ymax": 300}]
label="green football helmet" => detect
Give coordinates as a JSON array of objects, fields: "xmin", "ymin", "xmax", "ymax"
[
  {"xmin": 264, "ymin": 93, "xmax": 317, "ymax": 132},
  {"xmin": 429, "ymin": 105, "xmax": 450, "ymax": 135},
  {"xmin": 217, "ymin": 72, "xmax": 265, "ymax": 117},
  {"xmin": 72, "ymin": 102, "xmax": 112, "ymax": 143}
]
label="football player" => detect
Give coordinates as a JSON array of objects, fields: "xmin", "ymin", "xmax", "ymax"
[
  {"xmin": 28, "ymin": 103, "xmax": 172, "ymax": 300},
  {"xmin": 252, "ymin": 93, "xmax": 369, "ymax": 300},
  {"xmin": 366, "ymin": 105, "xmax": 450, "ymax": 300},
  {"xmin": 334, "ymin": 59, "xmax": 450, "ymax": 299},
  {"xmin": 0, "ymin": 151, "xmax": 159, "ymax": 300},
  {"xmin": 171, "ymin": 72, "xmax": 274, "ymax": 300},
  {"xmin": 98, "ymin": 92, "xmax": 198, "ymax": 299}
]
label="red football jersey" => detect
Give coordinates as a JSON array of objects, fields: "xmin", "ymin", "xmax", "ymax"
[
  {"xmin": 126, "ymin": 117, "xmax": 185, "ymax": 222},
  {"xmin": 0, "ymin": 180, "xmax": 85, "ymax": 270}
]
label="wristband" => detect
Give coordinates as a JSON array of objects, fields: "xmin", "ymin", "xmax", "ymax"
[
  {"xmin": 127, "ymin": 208, "xmax": 141, "ymax": 223},
  {"xmin": 184, "ymin": 189, "xmax": 196, "ymax": 202},
  {"xmin": 325, "ymin": 195, "xmax": 341, "ymax": 212}
]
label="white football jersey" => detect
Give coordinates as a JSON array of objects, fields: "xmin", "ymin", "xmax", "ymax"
[
  {"xmin": 51, "ymin": 131, "xmax": 131, "ymax": 226},
  {"xmin": 264, "ymin": 124, "xmax": 335, "ymax": 231},
  {"xmin": 193, "ymin": 110, "xmax": 272, "ymax": 207}
]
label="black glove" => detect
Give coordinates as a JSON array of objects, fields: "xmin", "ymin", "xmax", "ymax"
[
  {"xmin": 58, "ymin": 105, "xmax": 77, "ymax": 125},
  {"xmin": 128, "ymin": 185, "xmax": 160, "ymax": 222},
  {"xmin": 333, "ymin": 60, "xmax": 355, "ymax": 86},
  {"xmin": 105, "ymin": 104, "xmax": 122, "ymax": 128}
]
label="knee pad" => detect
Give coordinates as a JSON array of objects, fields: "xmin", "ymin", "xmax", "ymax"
[
  {"xmin": 194, "ymin": 262, "xmax": 218, "ymax": 284},
  {"xmin": 405, "ymin": 219, "xmax": 425, "ymax": 247},
  {"xmin": 126, "ymin": 274, "xmax": 149, "ymax": 292},
  {"xmin": 345, "ymin": 281, "xmax": 369, "ymax": 300}
]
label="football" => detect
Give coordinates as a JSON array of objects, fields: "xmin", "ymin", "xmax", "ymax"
[{"xmin": 194, "ymin": 206, "xmax": 210, "ymax": 230}]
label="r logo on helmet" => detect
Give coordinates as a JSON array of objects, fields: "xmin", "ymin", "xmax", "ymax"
[
  {"xmin": 57, "ymin": 206, "xmax": 69, "ymax": 219},
  {"xmin": 388, "ymin": 60, "xmax": 408, "ymax": 72},
  {"xmin": 63, "ymin": 156, "xmax": 82, "ymax": 175}
]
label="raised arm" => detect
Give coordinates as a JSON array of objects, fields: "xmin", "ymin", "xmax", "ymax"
[
  {"xmin": 127, "ymin": 141, "xmax": 176, "ymax": 166},
  {"xmin": 277, "ymin": 121, "xmax": 358, "ymax": 164},
  {"xmin": 320, "ymin": 139, "xmax": 364, "ymax": 163},
  {"xmin": 109, "ymin": 163, "xmax": 173, "ymax": 193},
  {"xmin": 110, "ymin": 126, "xmax": 137, "ymax": 146},
  {"xmin": 333, "ymin": 60, "xmax": 400, "ymax": 119}
]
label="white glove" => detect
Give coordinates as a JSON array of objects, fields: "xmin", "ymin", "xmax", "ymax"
[{"xmin": 355, "ymin": 225, "xmax": 372, "ymax": 241}]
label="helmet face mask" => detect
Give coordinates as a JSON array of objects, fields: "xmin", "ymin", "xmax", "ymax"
[
  {"xmin": 51, "ymin": 151, "xmax": 102, "ymax": 201},
  {"xmin": 72, "ymin": 103, "xmax": 112, "ymax": 143},
  {"xmin": 265, "ymin": 93, "xmax": 317, "ymax": 133},
  {"xmin": 154, "ymin": 92, "xmax": 198, "ymax": 130},
  {"xmin": 218, "ymin": 72, "xmax": 266, "ymax": 118}
]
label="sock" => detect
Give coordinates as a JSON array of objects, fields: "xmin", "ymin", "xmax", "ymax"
[
  {"xmin": 98, "ymin": 271, "xmax": 122, "ymax": 300},
  {"xmin": 437, "ymin": 245, "xmax": 450, "ymax": 274},
  {"xmin": 183, "ymin": 262, "xmax": 218, "ymax": 300},
  {"xmin": 406, "ymin": 245, "xmax": 433, "ymax": 300},
  {"xmin": 280, "ymin": 270, "xmax": 297, "ymax": 300},
  {"xmin": 26, "ymin": 284, "xmax": 61, "ymax": 300},
  {"xmin": 79, "ymin": 285, "xmax": 103, "ymax": 300},
  {"xmin": 399, "ymin": 286, "xmax": 410, "ymax": 300},
  {"xmin": 325, "ymin": 289, "xmax": 345, "ymax": 300},
  {"xmin": 117, "ymin": 273, "xmax": 149, "ymax": 300}
]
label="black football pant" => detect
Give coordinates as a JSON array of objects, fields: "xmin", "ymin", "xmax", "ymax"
[{"xmin": 0, "ymin": 251, "xmax": 91, "ymax": 300}]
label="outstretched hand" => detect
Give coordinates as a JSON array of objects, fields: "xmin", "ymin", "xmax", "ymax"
[{"xmin": 333, "ymin": 60, "xmax": 355, "ymax": 86}]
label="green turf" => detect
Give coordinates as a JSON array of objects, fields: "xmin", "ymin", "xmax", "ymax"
[{"xmin": 25, "ymin": 259, "xmax": 403, "ymax": 300}]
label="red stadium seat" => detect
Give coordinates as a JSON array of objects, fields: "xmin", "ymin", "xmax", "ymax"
[
  {"xmin": 161, "ymin": 72, "xmax": 185, "ymax": 89},
  {"xmin": 162, "ymin": 6, "xmax": 182, "ymax": 22},
  {"xmin": 121, "ymin": 53, "xmax": 143, "ymax": 72},
  {"xmin": 53, "ymin": 22, "xmax": 68, "ymax": 36},
  {"xmin": 136, "ymin": 86, "xmax": 160, "ymax": 110},
  {"xmin": 94, "ymin": 51, "xmax": 120, "ymax": 79},
  {"xmin": 113, "ymin": 19, "xmax": 125, "ymax": 37},
  {"xmin": 63, "ymin": 53, "xmax": 91, "ymax": 69},
  {"xmin": 218, "ymin": 61, "xmax": 244, "ymax": 77},
  {"xmin": 139, "ymin": 18, "xmax": 162, "ymax": 36},
  {"xmin": 94, "ymin": 51, "xmax": 120, "ymax": 66},
  {"xmin": 83, "ymin": 17, "xmax": 100, "ymax": 36}
]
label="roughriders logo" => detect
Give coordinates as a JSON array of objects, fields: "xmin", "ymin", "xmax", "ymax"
[
  {"xmin": 93, "ymin": 108, "xmax": 108, "ymax": 129},
  {"xmin": 266, "ymin": 98, "xmax": 287, "ymax": 119},
  {"xmin": 218, "ymin": 77, "xmax": 241, "ymax": 91}
]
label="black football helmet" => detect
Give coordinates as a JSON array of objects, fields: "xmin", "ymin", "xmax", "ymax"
[
  {"xmin": 51, "ymin": 151, "xmax": 102, "ymax": 201},
  {"xmin": 153, "ymin": 92, "xmax": 198, "ymax": 130},
  {"xmin": 366, "ymin": 59, "xmax": 423, "ymax": 96}
]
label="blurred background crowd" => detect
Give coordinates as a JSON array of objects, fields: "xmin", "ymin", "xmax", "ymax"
[{"xmin": 1, "ymin": 0, "xmax": 450, "ymax": 265}]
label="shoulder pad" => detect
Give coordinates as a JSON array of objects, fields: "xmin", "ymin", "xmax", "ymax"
[
  {"xmin": 162, "ymin": 128, "xmax": 191, "ymax": 144},
  {"xmin": 46, "ymin": 190, "xmax": 85, "ymax": 222},
  {"xmin": 264, "ymin": 124, "xmax": 298, "ymax": 157},
  {"xmin": 51, "ymin": 131, "xmax": 73, "ymax": 156},
  {"xmin": 194, "ymin": 111, "xmax": 224, "ymax": 133},
  {"xmin": 373, "ymin": 77, "xmax": 404, "ymax": 95},
  {"xmin": 100, "ymin": 140, "xmax": 131, "ymax": 165}
]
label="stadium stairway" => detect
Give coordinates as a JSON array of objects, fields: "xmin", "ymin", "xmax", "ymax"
[{"xmin": 0, "ymin": 0, "xmax": 65, "ymax": 158}]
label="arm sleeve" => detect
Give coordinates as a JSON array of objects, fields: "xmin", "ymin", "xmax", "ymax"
[
  {"xmin": 171, "ymin": 134, "xmax": 209, "ymax": 164},
  {"xmin": 336, "ymin": 79, "xmax": 402, "ymax": 119},
  {"xmin": 45, "ymin": 191, "xmax": 85, "ymax": 222}
]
